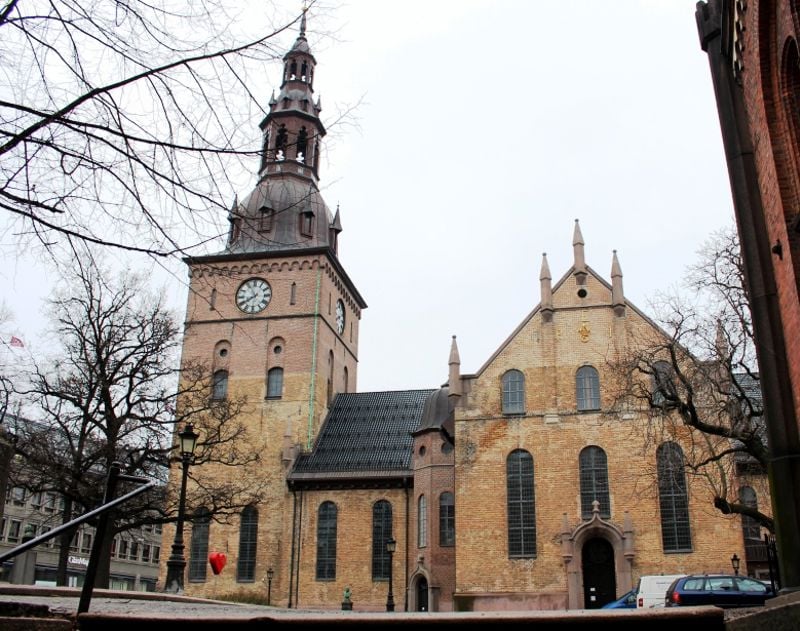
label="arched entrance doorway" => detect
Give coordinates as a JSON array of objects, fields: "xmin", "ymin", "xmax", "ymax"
[
  {"xmin": 416, "ymin": 576, "xmax": 429, "ymax": 611},
  {"xmin": 581, "ymin": 537, "xmax": 616, "ymax": 608}
]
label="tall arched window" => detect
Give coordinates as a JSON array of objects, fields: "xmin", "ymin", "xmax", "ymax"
[
  {"xmin": 652, "ymin": 361, "xmax": 675, "ymax": 407},
  {"xmin": 502, "ymin": 370, "xmax": 525, "ymax": 414},
  {"xmin": 507, "ymin": 449, "xmax": 536, "ymax": 557},
  {"xmin": 417, "ymin": 495, "xmax": 427, "ymax": 548},
  {"xmin": 739, "ymin": 486, "xmax": 762, "ymax": 566},
  {"xmin": 212, "ymin": 370, "xmax": 228, "ymax": 400},
  {"xmin": 576, "ymin": 365, "xmax": 601, "ymax": 411},
  {"xmin": 188, "ymin": 507, "xmax": 210, "ymax": 582},
  {"xmin": 657, "ymin": 442, "xmax": 692, "ymax": 552},
  {"xmin": 579, "ymin": 446, "xmax": 610, "ymax": 518},
  {"xmin": 296, "ymin": 127, "xmax": 308, "ymax": 162},
  {"xmin": 316, "ymin": 501, "xmax": 337, "ymax": 580},
  {"xmin": 267, "ymin": 367, "xmax": 283, "ymax": 399},
  {"xmin": 326, "ymin": 350, "xmax": 334, "ymax": 405},
  {"xmin": 237, "ymin": 505, "xmax": 258, "ymax": 582},
  {"xmin": 439, "ymin": 492, "xmax": 455, "ymax": 547},
  {"xmin": 372, "ymin": 500, "xmax": 392, "ymax": 580},
  {"xmin": 343, "ymin": 366, "xmax": 349, "ymax": 393}
]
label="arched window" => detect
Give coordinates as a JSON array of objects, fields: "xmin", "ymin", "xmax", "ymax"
[
  {"xmin": 296, "ymin": 127, "xmax": 308, "ymax": 162},
  {"xmin": 237, "ymin": 505, "xmax": 258, "ymax": 582},
  {"xmin": 652, "ymin": 361, "xmax": 675, "ymax": 407},
  {"xmin": 316, "ymin": 501, "xmax": 337, "ymax": 580},
  {"xmin": 439, "ymin": 492, "xmax": 455, "ymax": 547},
  {"xmin": 343, "ymin": 366, "xmax": 349, "ymax": 393},
  {"xmin": 212, "ymin": 370, "xmax": 228, "ymax": 400},
  {"xmin": 502, "ymin": 370, "xmax": 525, "ymax": 414},
  {"xmin": 275, "ymin": 125, "xmax": 288, "ymax": 160},
  {"xmin": 327, "ymin": 350, "xmax": 334, "ymax": 405},
  {"xmin": 579, "ymin": 446, "xmax": 610, "ymax": 518},
  {"xmin": 739, "ymin": 486, "xmax": 762, "ymax": 565},
  {"xmin": 418, "ymin": 495, "xmax": 427, "ymax": 548},
  {"xmin": 507, "ymin": 449, "xmax": 536, "ymax": 557},
  {"xmin": 576, "ymin": 365, "xmax": 601, "ymax": 411},
  {"xmin": 372, "ymin": 500, "xmax": 392, "ymax": 580},
  {"xmin": 657, "ymin": 442, "xmax": 692, "ymax": 551},
  {"xmin": 188, "ymin": 507, "xmax": 210, "ymax": 582},
  {"xmin": 267, "ymin": 367, "xmax": 283, "ymax": 399}
]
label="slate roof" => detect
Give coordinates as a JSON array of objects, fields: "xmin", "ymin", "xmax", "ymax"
[{"xmin": 288, "ymin": 389, "xmax": 436, "ymax": 489}]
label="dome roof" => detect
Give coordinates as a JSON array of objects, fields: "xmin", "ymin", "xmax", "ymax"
[
  {"xmin": 416, "ymin": 387, "xmax": 455, "ymax": 438},
  {"xmin": 225, "ymin": 176, "xmax": 334, "ymax": 254}
]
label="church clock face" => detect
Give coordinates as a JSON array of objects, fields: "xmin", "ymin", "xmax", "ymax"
[
  {"xmin": 235, "ymin": 278, "xmax": 271, "ymax": 314},
  {"xmin": 335, "ymin": 299, "xmax": 345, "ymax": 334}
]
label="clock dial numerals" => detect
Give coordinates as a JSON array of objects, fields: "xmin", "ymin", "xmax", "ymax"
[
  {"xmin": 335, "ymin": 299, "xmax": 345, "ymax": 334},
  {"xmin": 236, "ymin": 278, "xmax": 272, "ymax": 314}
]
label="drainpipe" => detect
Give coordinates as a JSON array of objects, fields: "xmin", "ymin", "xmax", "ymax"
[
  {"xmin": 295, "ymin": 490, "xmax": 304, "ymax": 607},
  {"xmin": 404, "ymin": 482, "xmax": 410, "ymax": 612},
  {"xmin": 307, "ymin": 266, "xmax": 322, "ymax": 449},
  {"xmin": 697, "ymin": 0, "xmax": 800, "ymax": 592},
  {"xmin": 288, "ymin": 490, "xmax": 297, "ymax": 608}
]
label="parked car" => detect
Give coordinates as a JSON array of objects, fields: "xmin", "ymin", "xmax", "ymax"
[
  {"xmin": 636, "ymin": 574, "xmax": 686, "ymax": 608},
  {"xmin": 601, "ymin": 588, "xmax": 637, "ymax": 609},
  {"xmin": 664, "ymin": 574, "xmax": 778, "ymax": 608}
]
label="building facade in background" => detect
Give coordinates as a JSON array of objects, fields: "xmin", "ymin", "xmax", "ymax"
[
  {"xmin": 0, "ymin": 482, "xmax": 161, "ymax": 590},
  {"xmin": 165, "ymin": 11, "xmax": 769, "ymax": 611}
]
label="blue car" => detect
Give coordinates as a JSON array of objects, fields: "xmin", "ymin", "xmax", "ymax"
[
  {"xmin": 665, "ymin": 574, "xmax": 777, "ymax": 608},
  {"xmin": 601, "ymin": 588, "xmax": 637, "ymax": 609}
]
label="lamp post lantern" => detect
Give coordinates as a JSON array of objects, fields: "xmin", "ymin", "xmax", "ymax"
[
  {"xmin": 266, "ymin": 567, "xmax": 274, "ymax": 605},
  {"xmin": 731, "ymin": 553, "xmax": 741, "ymax": 576},
  {"xmin": 386, "ymin": 537, "xmax": 396, "ymax": 612},
  {"xmin": 164, "ymin": 423, "xmax": 199, "ymax": 594}
]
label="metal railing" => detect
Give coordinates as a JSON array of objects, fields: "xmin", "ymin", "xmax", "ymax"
[{"xmin": 0, "ymin": 462, "xmax": 155, "ymax": 614}]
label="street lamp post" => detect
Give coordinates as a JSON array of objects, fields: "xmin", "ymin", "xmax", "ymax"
[
  {"xmin": 266, "ymin": 567, "xmax": 274, "ymax": 605},
  {"xmin": 386, "ymin": 537, "xmax": 396, "ymax": 612},
  {"xmin": 731, "ymin": 553, "xmax": 741, "ymax": 576},
  {"xmin": 164, "ymin": 423, "xmax": 199, "ymax": 594}
]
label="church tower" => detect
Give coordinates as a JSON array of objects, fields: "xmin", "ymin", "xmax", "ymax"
[{"xmin": 172, "ymin": 11, "xmax": 366, "ymax": 597}]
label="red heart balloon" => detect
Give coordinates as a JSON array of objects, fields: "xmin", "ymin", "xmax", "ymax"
[{"xmin": 209, "ymin": 551, "xmax": 227, "ymax": 575}]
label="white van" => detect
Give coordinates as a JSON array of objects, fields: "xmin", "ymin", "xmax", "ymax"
[{"xmin": 635, "ymin": 574, "xmax": 685, "ymax": 608}]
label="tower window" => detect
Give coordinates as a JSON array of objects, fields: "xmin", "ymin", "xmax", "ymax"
[
  {"xmin": 275, "ymin": 125, "xmax": 288, "ymax": 160},
  {"xmin": 296, "ymin": 127, "xmax": 308, "ymax": 162},
  {"xmin": 259, "ymin": 206, "xmax": 274, "ymax": 232},
  {"xmin": 212, "ymin": 370, "xmax": 228, "ymax": 400},
  {"xmin": 439, "ymin": 492, "xmax": 455, "ymax": 547},
  {"xmin": 300, "ymin": 209, "xmax": 314, "ymax": 236},
  {"xmin": 267, "ymin": 367, "xmax": 283, "ymax": 399}
]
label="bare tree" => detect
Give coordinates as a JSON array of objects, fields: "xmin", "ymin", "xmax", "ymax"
[
  {"xmin": 606, "ymin": 225, "xmax": 772, "ymax": 531},
  {"xmin": 9, "ymin": 258, "xmax": 266, "ymax": 587},
  {"xmin": 0, "ymin": 0, "xmax": 338, "ymax": 259}
]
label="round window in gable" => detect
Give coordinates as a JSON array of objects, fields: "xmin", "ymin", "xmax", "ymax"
[
  {"xmin": 219, "ymin": 348, "xmax": 228, "ymax": 357},
  {"xmin": 577, "ymin": 287, "xmax": 588, "ymax": 298}
]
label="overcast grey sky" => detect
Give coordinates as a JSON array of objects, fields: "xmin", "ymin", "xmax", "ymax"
[{"xmin": 0, "ymin": 1, "xmax": 735, "ymax": 394}]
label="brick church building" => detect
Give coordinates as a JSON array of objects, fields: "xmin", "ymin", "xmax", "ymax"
[{"xmin": 163, "ymin": 13, "xmax": 759, "ymax": 611}]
